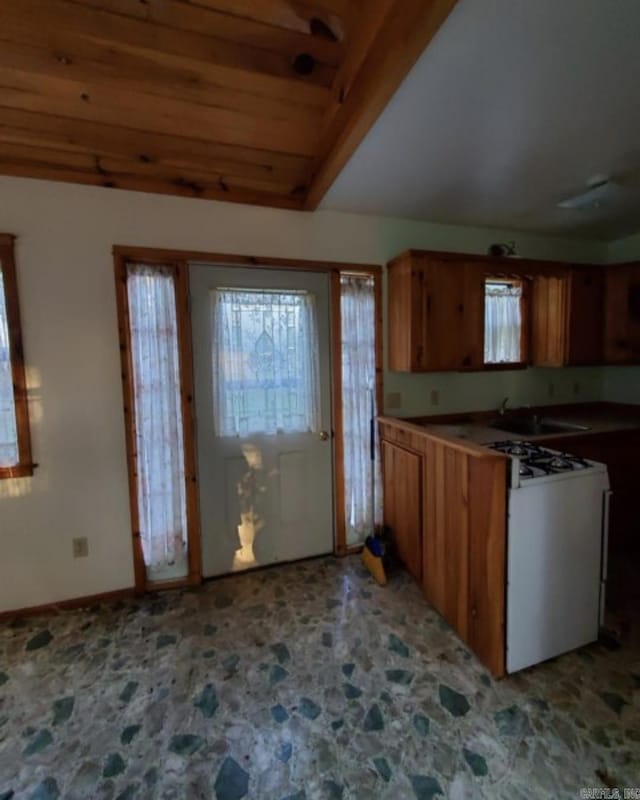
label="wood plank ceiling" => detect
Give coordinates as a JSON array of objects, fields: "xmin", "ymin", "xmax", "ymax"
[{"xmin": 0, "ymin": 0, "xmax": 457, "ymax": 210}]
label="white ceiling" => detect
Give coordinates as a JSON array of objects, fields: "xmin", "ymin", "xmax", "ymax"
[{"xmin": 321, "ymin": 0, "xmax": 640, "ymax": 241}]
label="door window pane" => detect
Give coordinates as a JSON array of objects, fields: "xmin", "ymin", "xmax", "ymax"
[
  {"xmin": 0, "ymin": 268, "xmax": 18, "ymax": 467},
  {"xmin": 127, "ymin": 264, "xmax": 188, "ymax": 581},
  {"xmin": 212, "ymin": 289, "xmax": 320, "ymax": 437}
]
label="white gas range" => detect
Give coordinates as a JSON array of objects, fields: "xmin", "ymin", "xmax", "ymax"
[{"xmin": 486, "ymin": 440, "xmax": 611, "ymax": 673}]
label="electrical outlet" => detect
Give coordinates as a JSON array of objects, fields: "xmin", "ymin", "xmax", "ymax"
[
  {"xmin": 430, "ymin": 389, "xmax": 440, "ymax": 406},
  {"xmin": 72, "ymin": 537, "xmax": 88, "ymax": 558},
  {"xmin": 386, "ymin": 392, "xmax": 401, "ymax": 410},
  {"xmin": 548, "ymin": 382, "xmax": 555, "ymax": 398}
]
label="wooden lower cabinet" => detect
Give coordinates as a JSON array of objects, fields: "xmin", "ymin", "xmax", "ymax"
[
  {"xmin": 381, "ymin": 440, "xmax": 422, "ymax": 581},
  {"xmin": 538, "ymin": 429, "xmax": 640, "ymax": 556},
  {"xmin": 379, "ymin": 418, "xmax": 508, "ymax": 677}
]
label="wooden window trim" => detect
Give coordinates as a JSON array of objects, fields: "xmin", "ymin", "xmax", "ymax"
[
  {"xmin": 112, "ymin": 245, "xmax": 381, "ymax": 275},
  {"xmin": 0, "ymin": 234, "xmax": 34, "ymax": 480},
  {"xmin": 114, "ymin": 254, "xmax": 201, "ymax": 593},
  {"xmin": 114, "ymin": 245, "xmax": 383, "ymax": 565},
  {"xmin": 483, "ymin": 276, "xmax": 530, "ymax": 369}
]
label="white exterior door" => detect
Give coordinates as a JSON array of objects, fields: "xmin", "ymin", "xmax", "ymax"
[{"xmin": 190, "ymin": 264, "xmax": 334, "ymax": 577}]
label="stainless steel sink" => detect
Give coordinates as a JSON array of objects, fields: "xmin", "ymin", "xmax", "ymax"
[{"xmin": 490, "ymin": 416, "xmax": 591, "ymax": 437}]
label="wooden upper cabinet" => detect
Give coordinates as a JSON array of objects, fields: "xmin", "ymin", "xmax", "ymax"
[
  {"xmin": 531, "ymin": 267, "xmax": 604, "ymax": 367},
  {"xmin": 604, "ymin": 263, "xmax": 640, "ymax": 364},
  {"xmin": 566, "ymin": 267, "xmax": 604, "ymax": 365},
  {"xmin": 388, "ymin": 252, "xmax": 484, "ymax": 372},
  {"xmin": 389, "ymin": 250, "xmax": 608, "ymax": 372},
  {"xmin": 531, "ymin": 274, "xmax": 568, "ymax": 366}
]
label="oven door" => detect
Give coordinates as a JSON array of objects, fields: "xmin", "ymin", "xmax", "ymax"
[{"xmin": 506, "ymin": 471, "xmax": 609, "ymax": 673}]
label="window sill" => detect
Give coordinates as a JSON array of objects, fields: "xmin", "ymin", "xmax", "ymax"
[{"xmin": 0, "ymin": 463, "xmax": 37, "ymax": 480}]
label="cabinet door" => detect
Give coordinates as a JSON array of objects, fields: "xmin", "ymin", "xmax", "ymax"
[
  {"xmin": 604, "ymin": 264, "xmax": 640, "ymax": 364},
  {"xmin": 567, "ymin": 268, "xmax": 604, "ymax": 365},
  {"xmin": 531, "ymin": 275, "xmax": 568, "ymax": 366},
  {"xmin": 387, "ymin": 256, "xmax": 426, "ymax": 371},
  {"xmin": 381, "ymin": 441, "xmax": 422, "ymax": 581},
  {"xmin": 421, "ymin": 260, "xmax": 484, "ymax": 370}
]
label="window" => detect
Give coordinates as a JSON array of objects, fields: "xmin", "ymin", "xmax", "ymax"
[
  {"xmin": 126, "ymin": 264, "xmax": 189, "ymax": 582},
  {"xmin": 212, "ymin": 289, "xmax": 320, "ymax": 437},
  {"xmin": 0, "ymin": 235, "xmax": 33, "ymax": 478},
  {"xmin": 340, "ymin": 274, "xmax": 382, "ymax": 546},
  {"xmin": 116, "ymin": 258, "xmax": 200, "ymax": 590},
  {"xmin": 484, "ymin": 279, "xmax": 526, "ymax": 365}
]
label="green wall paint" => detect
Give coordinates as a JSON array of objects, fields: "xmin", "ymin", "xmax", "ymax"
[
  {"xmin": 385, "ymin": 366, "xmax": 605, "ymax": 417},
  {"xmin": 606, "ymin": 230, "xmax": 640, "ymax": 263}
]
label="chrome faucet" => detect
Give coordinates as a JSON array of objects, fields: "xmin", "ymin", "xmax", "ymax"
[{"xmin": 498, "ymin": 397, "xmax": 509, "ymax": 416}]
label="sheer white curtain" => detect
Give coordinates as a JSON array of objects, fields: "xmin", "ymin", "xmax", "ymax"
[
  {"xmin": 484, "ymin": 282, "xmax": 522, "ymax": 363},
  {"xmin": 212, "ymin": 289, "xmax": 320, "ymax": 437},
  {"xmin": 341, "ymin": 275, "xmax": 382, "ymax": 546},
  {"xmin": 127, "ymin": 264, "xmax": 188, "ymax": 581},
  {"xmin": 0, "ymin": 268, "xmax": 18, "ymax": 467}
]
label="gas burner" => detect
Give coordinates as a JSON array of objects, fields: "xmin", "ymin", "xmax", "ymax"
[
  {"xmin": 487, "ymin": 440, "xmax": 545, "ymax": 458},
  {"xmin": 549, "ymin": 456, "xmax": 572, "ymax": 470},
  {"xmin": 562, "ymin": 454, "xmax": 590, "ymax": 469},
  {"xmin": 526, "ymin": 454, "xmax": 588, "ymax": 473},
  {"xmin": 486, "ymin": 439, "xmax": 598, "ymax": 483}
]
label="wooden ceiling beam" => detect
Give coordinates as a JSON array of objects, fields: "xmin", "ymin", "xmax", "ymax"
[
  {"xmin": 1, "ymin": 0, "xmax": 337, "ymax": 88},
  {"xmin": 0, "ymin": 70, "xmax": 320, "ymax": 156},
  {"xmin": 0, "ymin": 148, "xmax": 305, "ymax": 210},
  {"xmin": 0, "ymin": 0, "xmax": 456, "ymax": 212},
  {"xmin": 0, "ymin": 109, "xmax": 313, "ymax": 185},
  {"xmin": 305, "ymin": 0, "xmax": 459, "ymax": 209},
  {"xmin": 0, "ymin": 25, "xmax": 331, "ymax": 109},
  {"xmin": 0, "ymin": 142, "xmax": 303, "ymax": 197},
  {"xmin": 0, "ymin": 39, "xmax": 325, "ymax": 126},
  {"xmin": 180, "ymin": 0, "xmax": 358, "ymax": 38},
  {"xmin": 66, "ymin": 0, "xmax": 345, "ymax": 67}
]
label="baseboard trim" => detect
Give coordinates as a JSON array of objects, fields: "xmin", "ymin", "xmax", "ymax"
[{"xmin": 0, "ymin": 587, "xmax": 136, "ymax": 622}]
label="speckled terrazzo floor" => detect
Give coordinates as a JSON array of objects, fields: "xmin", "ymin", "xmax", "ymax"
[{"xmin": 1, "ymin": 556, "xmax": 638, "ymax": 800}]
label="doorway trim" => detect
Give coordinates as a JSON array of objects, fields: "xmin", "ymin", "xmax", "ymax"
[{"xmin": 113, "ymin": 245, "xmax": 382, "ymax": 589}]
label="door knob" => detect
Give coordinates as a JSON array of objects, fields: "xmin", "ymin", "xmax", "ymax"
[{"xmin": 319, "ymin": 430, "xmax": 330, "ymax": 441}]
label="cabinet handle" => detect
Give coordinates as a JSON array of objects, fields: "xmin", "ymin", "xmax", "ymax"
[
  {"xmin": 458, "ymin": 303, "xmax": 464, "ymax": 314},
  {"xmin": 471, "ymin": 607, "xmax": 477, "ymax": 619},
  {"xmin": 462, "ymin": 355, "xmax": 471, "ymax": 367}
]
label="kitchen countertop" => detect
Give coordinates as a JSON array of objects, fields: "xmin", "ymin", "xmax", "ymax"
[{"xmin": 400, "ymin": 402, "xmax": 640, "ymax": 448}]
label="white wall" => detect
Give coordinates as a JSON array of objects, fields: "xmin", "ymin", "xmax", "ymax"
[{"xmin": 0, "ymin": 176, "xmax": 609, "ymax": 612}]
